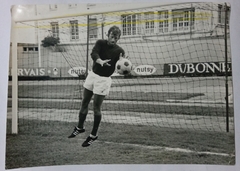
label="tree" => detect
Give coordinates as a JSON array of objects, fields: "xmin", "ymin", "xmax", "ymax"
[{"xmin": 41, "ymin": 36, "xmax": 60, "ymax": 50}]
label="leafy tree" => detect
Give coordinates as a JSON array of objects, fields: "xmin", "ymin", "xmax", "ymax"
[{"xmin": 41, "ymin": 36, "xmax": 60, "ymax": 48}]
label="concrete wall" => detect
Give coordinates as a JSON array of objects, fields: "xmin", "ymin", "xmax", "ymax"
[{"xmin": 9, "ymin": 36, "xmax": 231, "ymax": 78}]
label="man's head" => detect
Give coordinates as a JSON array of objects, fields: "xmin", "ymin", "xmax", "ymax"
[{"xmin": 107, "ymin": 26, "xmax": 121, "ymax": 46}]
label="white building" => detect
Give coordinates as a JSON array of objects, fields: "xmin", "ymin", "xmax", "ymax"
[{"xmin": 10, "ymin": 2, "xmax": 231, "ymax": 78}]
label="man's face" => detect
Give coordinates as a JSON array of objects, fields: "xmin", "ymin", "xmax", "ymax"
[{"xmin": 107, "ymin": 32, "xmax": 120, "ymax": 46}]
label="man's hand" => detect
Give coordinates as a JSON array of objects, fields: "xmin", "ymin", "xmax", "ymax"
[
  {"xmin": 96, "ymin": 58, "xmax": 111, "ymax": 67},
  {"xmin": 119, "ymin": 53, "xmax": 128, "ymax": 61}
]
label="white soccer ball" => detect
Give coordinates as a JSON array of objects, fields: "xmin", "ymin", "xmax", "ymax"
[{"xmin": 116, "ymin": 58, "xmax": 133, "ymax": 75}]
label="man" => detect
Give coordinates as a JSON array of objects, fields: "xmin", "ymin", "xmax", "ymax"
[{"xmin": 68, "ymin": 25, "xmax": 125, "ymax": 147}]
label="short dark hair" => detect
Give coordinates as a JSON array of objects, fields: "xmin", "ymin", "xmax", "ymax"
[{"xmin": 107, "ymin": 26, "xmax": 121, "ymax": 38}]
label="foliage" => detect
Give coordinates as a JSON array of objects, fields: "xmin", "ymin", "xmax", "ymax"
[{"xmin": 41, "ymin": 36, "xmax": 60, "ymax": 47}]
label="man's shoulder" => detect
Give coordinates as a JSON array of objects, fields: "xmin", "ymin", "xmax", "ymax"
[
  {"xmin": 96, "ymin": 39, "xmax": 107, "ymax": 44},
  {"xmin": 115, "ymin": 44, "xmax": 124, "ymax": 52}
]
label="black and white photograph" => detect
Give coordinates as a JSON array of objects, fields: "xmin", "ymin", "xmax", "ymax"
[{"xmin": 2, "ymin": 0, "xmax": 239, "ymax": 170}]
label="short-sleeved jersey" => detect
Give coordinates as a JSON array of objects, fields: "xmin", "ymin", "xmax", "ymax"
[{"xmin": 91, "ymin": 39, "xmax": 125, "ymax": 77}]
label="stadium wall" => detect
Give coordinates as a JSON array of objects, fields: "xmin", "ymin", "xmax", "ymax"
[{"xmin": 9, "ymin": 37, "xmax": 231, "ymax": 79}]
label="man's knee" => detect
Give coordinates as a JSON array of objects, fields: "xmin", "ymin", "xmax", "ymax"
[
  {"xmin": 93, "ymin": 110, "xmax": 101, "ymax": 116},
  {"xmin": 93, "ymin": 105, "xmax": 101, "ymax": 116},
  {"xmin": 80, "ymin": 105, "xmax": 88, "ymax": 115}
]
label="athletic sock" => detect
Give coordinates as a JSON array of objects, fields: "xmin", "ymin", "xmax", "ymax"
[
  {"xmin": 78, "ymin": 113, "xmax": 87, "ymax": 129},
  {"xmin": 76, "ymin": 126, "xmax": 84, "ymax": 130},
  {"xmin": 91, "ymin": 114, "xmax": 102, "ymax": 136},
  {"xmin": 90, "ymin": 134, "xmax": 97, "ymax": 138}
]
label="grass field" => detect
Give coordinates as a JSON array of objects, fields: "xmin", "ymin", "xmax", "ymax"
[
  {"xmin": 6, "ymin": 119, "xmax": 235, "ymax": 169},
  {"xmin": 5, "ymin": 77, "xmax": 235, "ymax": 169}
]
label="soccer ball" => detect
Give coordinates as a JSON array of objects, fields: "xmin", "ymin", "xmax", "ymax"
[{"xmin": 116, "ymin": 58, "xmax": 133, "ymax": 75}]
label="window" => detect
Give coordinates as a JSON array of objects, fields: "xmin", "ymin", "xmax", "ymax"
[
  {"xmin": 121, "ymin": 14, "xmax": 141, "ymax": 36},
  {"xmin": 89, "ymin": 18, "xmax": 98, "ymax": 38},
  {"xmin": 68, "ymin": 4, "xmax": 77, "ymax": 8},
  {"xmin": 218, "ymin": 5, "xmax": 222, "ymax": 23},
  {"xmin": 51, "ymin": 22, "xmax": 59, "ymax": 38},
  {"xmin": 218, "ymin": 4, "xmax": 230, "ymax": 25},
  {"xmin": 145, "ymin": 12, "xmax": 155, "ymax": 34},
  {"xmin": 49, "ymin": 4, "xmax": 57, "ymax": 11},
  {"xmin": 23, "ymin": 47, "xmax": 38, "ymax": 52},
  {"xmin": 190, "ymin": 9, "xmax": 195, "ymax": 30},
  {"xmin": 172, "ymin": 9, "xmax": 195, "ymax": 32},
  {"xmin": 183, "ymin": 11, "xmax": 189, "ymax": 30},
  {"xmin": 70, "ymin": 20, "xmax": 79, "ymax": 40},
  {"xmin": 158, "ymin": 11, "xmax": 169, "ymax": 33},
  {"xmin": 28, "ymin": 47, "xmax": 34, "ymax": 51}
]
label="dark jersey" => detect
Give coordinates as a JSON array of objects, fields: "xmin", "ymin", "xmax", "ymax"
[{"xmin": 91, "ymin": 39, "xmax": 125, "ymax": 77}]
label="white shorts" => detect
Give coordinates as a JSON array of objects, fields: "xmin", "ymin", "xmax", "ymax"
[{"xmin": 83, "ymin": 71, "xmax": 112, "ymax": 96}]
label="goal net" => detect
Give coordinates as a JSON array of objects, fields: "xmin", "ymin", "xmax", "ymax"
[{"xmin": 8, "ymin": 2, "xmax": 233, "ymax": 134}]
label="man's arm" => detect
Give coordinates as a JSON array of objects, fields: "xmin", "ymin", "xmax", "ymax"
[
  {"xmin": 91, "ymin": 40, "xmax": 111, "ymax": 67},
  {"xmin": 91, "ymin": 40, "xmax": 101, "ymax": 62}
]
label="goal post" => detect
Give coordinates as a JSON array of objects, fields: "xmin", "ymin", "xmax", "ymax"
[
  {"xmin": 11, "ymin": 7, "xmax": 18, "ymax": 134},
  {"xmin": 11, "ymin": 19, "xmax": 18, "ymax": 134},
  {"xmin": 224, "ymin": 2, "xmax": 230, "ymax": 132}
]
